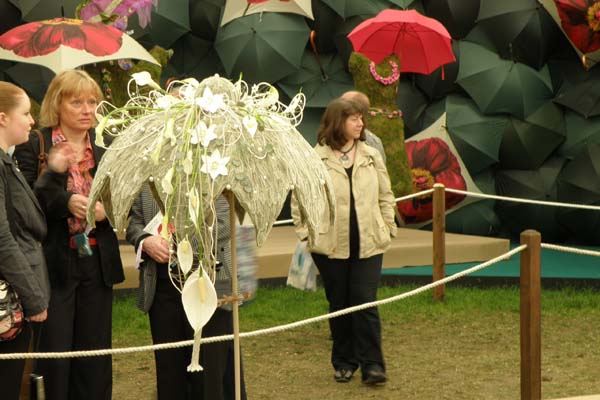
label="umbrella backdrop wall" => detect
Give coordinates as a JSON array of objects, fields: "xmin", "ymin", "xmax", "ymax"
[{"xmin": 2, "ymin": 0, "xmax": 600, "ymax": 244}]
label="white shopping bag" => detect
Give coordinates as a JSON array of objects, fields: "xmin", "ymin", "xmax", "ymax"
[{"xmin": 287, "ymin": 241, "xmax": 317, "ymax": 291}]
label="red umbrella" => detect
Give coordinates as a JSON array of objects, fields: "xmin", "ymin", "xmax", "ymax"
[{"xmin": 347, "ymin": 9, "xmax": 455, "ymax": 75}]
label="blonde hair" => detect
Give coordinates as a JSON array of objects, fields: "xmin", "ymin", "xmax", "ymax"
[
  {"xmin": 0, "ymin": 81, "xmax": 26, "ymax": 114},
  {"xmin": 39, "ymin": 69, "xmax": 103, "ymax": 128}
]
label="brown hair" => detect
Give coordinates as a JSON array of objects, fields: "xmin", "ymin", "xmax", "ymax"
[
  {"xmin": 39, "ymin": 69, "xmax": 103, "ymax": 128},
  {"xmin": 317, "ymin": 98, "xmax": 365, "ymax": 150},
  {"xmin": 0, "ymin": 81, "xmax": 26, "ymax": 114}
]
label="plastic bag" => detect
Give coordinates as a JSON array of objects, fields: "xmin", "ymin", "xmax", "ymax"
[{"xmin": 287, "ymin": 241, "xmax": 317, "ymax": 291}]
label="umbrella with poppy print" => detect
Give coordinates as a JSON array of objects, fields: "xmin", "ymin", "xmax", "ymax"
[
  {"xmin": 214, "ymin": 13, "xmax": 310, "ymax": 84},
  {"xmin": 557, "ymin": 143, "xmax": 600, "ymax": 245},
  {"xmin": 7, "ymin": 0, "xmax": 79, "ymax": 21},
  {"xmin": 554, "ymin": 65, "xmax": 600, "ymax": 118},
  {"xmin": 539, "ymin": 0, "xmax": 600, "ymax": 69},
  {"xmin": 397, "ymin": 113, "xmax": 482, "ymax": 226},
  {"xmin": 221, "ymin": 0, "xmax": 314, "ymax": 27},
  {"xmin": 0, "ymin": 17, "xmax": 159, "ymax": 74},
  {"xmin": 557, "ymin": 110, "xmax": 600, "ymax": 158},
  {"xmin": 278, "ymin": 51, "xmax": 354, "ymax": 108},
  {"xmin": 422, "ymin": 0, "xmax": 480, "ymax": 39},
  {"xmin": 348, "ymin": 9, "xmax": 455, "ymax": 75},
  {"xmin": 456, "ymin": 41, "xmax": 554, "ymax": 119},
  {"xmin": 495, "ymin": 156, "xmax": 569, "ymax": 243}
]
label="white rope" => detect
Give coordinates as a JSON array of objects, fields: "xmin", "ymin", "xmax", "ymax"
[
  {"xmin": 0, "ymin": 245, "xmax": 525, "ymax": 360},
  {"xmin": 541, "ymin": 243, "xmax": 600, "ymax": 257},
  {"xmin": 446, "ymin": 188, "xmax": 600, "ymax": 211}
]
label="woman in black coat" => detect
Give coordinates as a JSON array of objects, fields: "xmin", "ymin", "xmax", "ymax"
[
  {"xmin": 0, "ymin": 82, "xmax": 49, "ymax": 400},
  {"xmin": 13, "ymin": 70, "xmax": 124, "ymax": 400}
]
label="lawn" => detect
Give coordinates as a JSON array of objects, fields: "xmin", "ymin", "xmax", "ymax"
[{"xmin": 112, "ymin": 284, "xmax": 600, "ymax": 399}]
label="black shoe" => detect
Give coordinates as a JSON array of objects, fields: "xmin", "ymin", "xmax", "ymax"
[
  {"xmin": 334, "ymin": 369, "xmax": 354, "ymax": 383},
  {"xmin": 362, "ymin": 366, "xmax": 387, "ymax": 385}
]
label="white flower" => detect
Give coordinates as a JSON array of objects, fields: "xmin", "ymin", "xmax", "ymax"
[
  {"xmin": 243, "ymin": 115, "xmax": 258, "ymax": 138},
  {"xmin": 177, "ymin": 237, "xmax": 194, "ymax": 274},
  {"xmin": 178, "ymin": 78, "xmax": 200, "ymax": 101},
  {"xmin": 191, "ymin": 121, "xmax": 217, "ymax": 147},
  {"xmin": 200, "ymin": 150, "xmax": 230, "ymax": 180},
  {"xmin": 164, "ymin": 118, "xmax": 176, "ymax": 146},
  {"xmin": 188, "ymin": 187, "xmax": 200, "ymax": 228},
  {"xmin": 196, "ymin": 87, "xmax": 224, "ymax": 113},
  {"xmin": 131, "ymin": 71, "xmax": 161, "ymax": 89},
  {"xmin": 183, "ymin": 150, "xmax": 193, "ymax": 175},
  {"xmin": 161, "ymin": 167, "xmax": 174, "ymax": 195},
  {"xmin": 155, "ymin": 95, "xmax": 178, "ymax": 109}
]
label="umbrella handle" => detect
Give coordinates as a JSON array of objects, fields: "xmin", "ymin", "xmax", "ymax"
[{"xmin": 309, "ymin": 31, "xmax": 328, "ymax": 81}]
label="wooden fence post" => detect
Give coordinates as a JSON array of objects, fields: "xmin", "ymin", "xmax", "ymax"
[
  {"xmin": 432, "ymin": 183, "xmax": 446, "ymax": 301},
  {"xmin": 520, "ymin": 230, "xmax": 542, "ymax": 400}
]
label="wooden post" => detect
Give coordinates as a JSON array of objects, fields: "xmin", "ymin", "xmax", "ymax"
[
  {"xmin": 226, "ymin": 191, "xmax": 242, "ymax": 400},
  {"xmin": 432, "ymin": 183, "xmax": 446, "ymax": 301},
  {"xmin": 520, "ymin": 230, "xmax": 542, "ymax": 400}
]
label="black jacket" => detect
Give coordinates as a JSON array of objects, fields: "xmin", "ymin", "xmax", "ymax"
[
  {"xmin": 14, "ymin": 128, "xmax": 124, "ymax": 288},
  {"xmin": 0, "ymin": 150, "xmax": 49, "ymax": 316}
]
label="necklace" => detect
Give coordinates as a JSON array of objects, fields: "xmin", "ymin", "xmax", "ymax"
[{"xmin": 339, "ymin": 141, "xmax": 356, "ymax": 163}]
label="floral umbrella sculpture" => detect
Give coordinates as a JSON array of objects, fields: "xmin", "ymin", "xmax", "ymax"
[{"xmin": 87, "ymin": 72, "xmax": 335, "ymax": 371}]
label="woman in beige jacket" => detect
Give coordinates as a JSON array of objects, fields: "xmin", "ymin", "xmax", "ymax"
[{"xmin": 292, "ymin": 98, "xmax": 396, "ymax": 385}]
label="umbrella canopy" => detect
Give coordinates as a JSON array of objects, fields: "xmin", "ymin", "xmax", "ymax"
[
  {"xmin": 476, "ymin": 0, "xmax": 561, "ymax": 69},
  {"xmin": 4, "ymin": 62, "xmax": 53, "ymax": 103},
  {"xmin": 554, "ymin": 67, "xmax": 600, "ymax": 118},
  {"xmin": 396, "ymin": 77, "xmax": 429, "ymax": 138},
  {"xmin": 321, "ymin": 0, "xmax": 389, "ymax": 19},
  {"xmin": 445, "ymin": 94, "xmax": 507, "ymax": 174},
  {"xmin": 161, "ymin": 32, "xmax": 212, "ymax": 80},
  {"xmin": 7, "ymin": 0, "xmax": 79, "ymax": 21},
  {"xmin": 308, "ymin": 0, "xmax": 344, "ymax": 54},
  {"xmin": 422, "ymin": 0, "xmax": 480, "ymax": 39},
  {"xmin": 499, "ymin": 101, "xmax": 566, "ymax": 170},
  {"xmin": 127, "ymin": 0, "xmax": 190, "ymax": 48},
  {"xmin": 495, "ymin": 156, "xmax": 569, "ymax": 242},
  {"xmin": 456, "ymin": 41, "xmax": 554, "ymax": 119},
  {"xmin": 557, "ymin": 110, "xmax": 600, "ymax": 159},
  {"xmin": 190, "ymin": 0, "xmax": 224, "ymax": 40},
  {"xmin": 296, "ymin": 106, "xmax": 323, "ymax": 145},
  {"xmin": 414, "ymin": 40, "xmax": 460, "ymax": 101},
  {"xmin": 539, "ymin": 0, "xmax": 600, "ymax": 69},
  {"xmin": 333, "ymin": 15, "xmax": 369, "ymax": 65},
  {"xmin": 0, "ymin": 18, "xmax": 159, "ymax": 74},
  {"xmin": 348, "ymin": 9, "xmax": 455, "ymax": 73},
  {"xmin": 0, "ymin": 0, "xmax": 21, "ymax": 35},
  {"xmin": 221, "ymin": 0, "xmax": 314, "ymax": 26},
  {"xmin": 557, "ymin": 143, "xmax": 600, "ymax": 245},
  {"xmin": 214, "ymin": 13, "xmax": 310, "ymax": 83},
  {"xmin": 278, "ymin": 51, "xmax": 354, "ymax": 108}
]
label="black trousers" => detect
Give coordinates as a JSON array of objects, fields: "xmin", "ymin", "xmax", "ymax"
[
  {"xmin": 149, "ymin": 274, "xmax": 247, "ymax": 400},
  {"xmin": 36, "ymin": 248, "xmax": 113, "ymax": 400},
  {"xmin": 311, "ymin": 252, "xmax": 385, "ymax": 376},
  {"xmin": 0, "ymin": 322, "xmax": 32, "ymax": 400}
]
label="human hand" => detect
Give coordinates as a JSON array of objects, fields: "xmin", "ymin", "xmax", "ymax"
[
  {"xmin": 28, "ymin": 309, "xmax": 47, "ymax": 322},
  {"xmin": 68, "ymin": 194, "xmax": 89, "ymax": 220},
  {"xmin": 94, "ymin": 202, "xmax": 106, "ymax": 222},
  {"xmin": 143, "ymin": 235, "xmax": 170, "ymax": 264},
  {"xmin": 47, "ymin": 142, "xmax": 73, "ymax": 173}
]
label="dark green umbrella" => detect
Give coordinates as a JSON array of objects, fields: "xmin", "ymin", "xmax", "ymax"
[
  {"xmin": 278, "ymin": 51, "xmax": 354, "ymax": 109},
  {"xmin": 557, "ymin": 144, "xmax": 600, "ymax": 245},
  {"xmin": 297, "ymin": 106, "xmax": 323, "ymax": 145},
  {"xmin": 495, "ymin": 156, "xmax": 569, "ymax": 242},
  {"xmin": 189, "ymin": 0, "xmax": 224, "ymax": 41},
  {"xmin": 161, "ymin": 33, "xmax": 212, "ymax": 79},
  {"xmin": 333, "ymin": 15, "xmax": 368, "ymax": 66},
  {"xmin": 499, "ymin": 101, "xmax": 566, "ymax": 170},
  {"xmin": 422, "ymin": 0, "xmax": 480, "ymax": 39},
  {"xmin": 163, "ymin": 48, "xmax": 225, "ymax": 86},
  {"xmin": 308, "ymin": 0, "xmax": 343, "ymax": 54},
  {"xmin": 456, "ymin": 41, "xmax": 554, "ymax": 119},
  {"xmin": 7, "ymin": 0, "xmax": 78, "ymax": 21},
  {"xmin": 321, "ymin": 0, "xmax": 388, "ymax": 19},
  {"xmin": 554, "ymin": 67, "xmax": 600, "ymax": 118},
  {"xmin": 128, "ymin": 0, "xmax": 191, "ymax": 48},
  {"xmin": 421, "ymin": 98, "xmax": 445, "ymax": 130},
  {"xmin": 476, "ymin": 0, "xmax": 560, "ymax": 69},
  {"xmin": 0, "ymin": 0, "xmax": 21, "ymax": 34},
  {"xmin": 396, "ymin": 77, "xmax": 429, "ymax": 138},
  {"xmin": 5, "ymin": 62, "xmax": 53, "ymax": 103},
  {"xmin": 557, "ymin": 111, "xmax": 600, "ymax": 159},
  {"xmin": 414, "ymin": 40, "xmax": 460, "ymax": 101},
  {"xmin": 214, "ymin": 13, "xmax": 310, "ymax": 84},
  {"xmin": 446, "ymin": 94, "xmax": 507, "ymax": 174}
]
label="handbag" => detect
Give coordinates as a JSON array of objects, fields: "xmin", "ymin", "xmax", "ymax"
[{"xmin": 0, "ymin": 279, "xmax": 24, "ymax": 341}]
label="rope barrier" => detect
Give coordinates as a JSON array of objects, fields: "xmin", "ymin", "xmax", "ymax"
[
  {"xmin": 541, "ymin": 243, "xmax": 600, "ymax": 257},
  {"xmin": 0, "ymin": 245, "xmax": 526, "ymax": 360}
]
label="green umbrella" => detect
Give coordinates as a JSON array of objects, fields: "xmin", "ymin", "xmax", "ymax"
[
  {"xmin": 321, "ymin": 0, "xmax": 389, "ymax": 19},
  {"xmin": 554, "ymin": 67, "xmax": 600, "ymax": 118},
  {"xmin": 414, "ymin": 40, "xmax": 460, "ymax": 101},
  {"xmin": 456, "ymin": 40, "xmax": 554, "ymax": 119},
  {"xmin": 163, "ymin": 48, "xmax": 226, "ymax": 87},
  {"xmin": 279, "ymin": 51, "xmax": 354, "ymax": 109},
  {"xmin": 5, "ymin": 62, "xmax": 53, "ymax": 103},
  {"xmin": 421, "ymin": 98, "xmax": 445, "ymax": 129},
  {"xmin": 128, "ymin": 0, "xmax": 191, "ymax": 48},
  {"xmin": 476, "ymin": 0, "xmax": 560, "ymax": 69},
  {"xmin": 557, "ymin": 111, "xmax": 600, "ymax": 159},
  {"xmin": 499, "ymin": 101, "xmax": 566, "ymax": 170},
  {"xmin": 0, "ymin": 0, "xmax": 20, "ymax": 34},
  {"xmin": 308, "ymin": 0, "xmax": 344, "ymax": 54},
  {"xmin": 214, "ymin": 13, "xmax": 310, "ymax": 84},
  {"xmin": 422, "ymin": 0, "xmax": 480, "ymax": 39},
  {"xmin": 189, "ymin": 0, "xmax": 224, "ymax": 41},
  {"xmin": 333, "ymin": 15, "xmax": 368, "ymax": 65},
  {"xmin": 297, "ymin": 106, "xmax": 323, "ymax": 145},
  {"xmin": 396, "ymin": 77, "xmax": 429, "ymax": 138},
  {"xmin": 7, "ymin": 0, "xmax": 79, "ymax": 21},
  {"xmin": 446, "ymin": 94, "xmax": 507, "ymax": 174},
  {"xmin": 557, "ymin": 144, "xmax": 600, "ymax": 245},
  {"xmin": 495, "ymin": 156, "xmax": 569, "ymax": 242},
  {"xmin": 161, "ymin": 32, "xmax": 212, "ymax": 80}
]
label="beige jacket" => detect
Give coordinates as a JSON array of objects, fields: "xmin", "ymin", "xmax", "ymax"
[{"xmin": 292, "ymin": 140, "xmax": 397, "ymax": 259}]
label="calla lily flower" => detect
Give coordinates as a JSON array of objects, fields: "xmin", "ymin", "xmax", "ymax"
[
  {"xmin": 243, "ymin": 115, "xmax": 258, "ymax": 138},
  {"xmin": 161, "ymin": 167, "xmax": 174, "ymax": 195},
  {"xmin": 177, "ymin": 237, "xmax": 194, "ymax": 274},
  {"xmin": 131, "ymin": 71, "xmax": 161, "ymax": 90}
]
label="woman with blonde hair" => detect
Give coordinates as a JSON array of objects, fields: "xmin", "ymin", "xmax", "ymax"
[
  {"xmin": 0, "ymin": 81, "xmax": 49, "ymax": 399},
  {"xmin": 14, "ymin": 70, "xmax": 124, "ymax": 400}
]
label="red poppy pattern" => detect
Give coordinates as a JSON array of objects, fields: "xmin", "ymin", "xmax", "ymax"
[
  {"xmin": 0, "ymin": 18, "xmax": 123, "ymax": 58},
  {"xmin": 554, "ymin": 0, "xmax": 600, "ymax": 53},
  {"xmin": 398, "ymin": 138, "xmax": 467, "ymax": 224}
]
